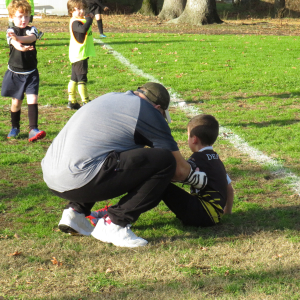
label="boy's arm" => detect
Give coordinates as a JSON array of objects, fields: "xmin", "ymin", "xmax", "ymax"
[
  {"xmin": 93, "ymin": 0, "xmax": 109, "ymax": 11},
  {"xmin": 224, "ymin": 183, "xmax": 234, "ymax": 214},
  {"xmin": 7, "ymin": 27, "xmax": 37, "ymax": 44},
  {"xmin": 171, "ymin": 151, "xmax": 207, "ymax": 189},
  {"xmin": 10, "ymin": 39, "xmax": 34, "ymax": 52},
  {"xmin": 72, "ymin": 17, "xmax": 93, "ymax": 35}
]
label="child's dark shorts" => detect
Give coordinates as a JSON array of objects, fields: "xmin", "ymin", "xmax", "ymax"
[
  {"xmin": 88, "ymin": 4, "xmax": 102, "ymax": 15},
  {"xmin": 71, "ymin": 58, "xmax": 88, "ymax": 82},
  {"xmin": 1, "ymin": 69, "xmax": 39, "ymax": 100}
]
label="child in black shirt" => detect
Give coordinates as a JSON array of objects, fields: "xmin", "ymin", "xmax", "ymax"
[
  {"xmin": 162, "ymin": 114, "xmax": 234, "ymax": 227},
  {"xmin": 1, "ymin": 0, "xmax": 46, "ymax": 141}
]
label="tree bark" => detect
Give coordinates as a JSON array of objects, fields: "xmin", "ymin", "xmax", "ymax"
[
  {"xmin": 274, "ymin": 0, "xmax": 286, "ymax": 18},
  {"xmin": 138, "ymin": 0, "xmax": 156, "ymax": 16},
  {"xmin": 158, "ymin": 0, "xmax": 187, "ymax": 20},
  {"xmin": 169, "ymin": 0, "xmax": 223, "ymax": 26}
]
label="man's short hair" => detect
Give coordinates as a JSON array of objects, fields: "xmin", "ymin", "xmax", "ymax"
[
  {"xmin": 188, "ymin": 114, "xmax": 219, "ymax": 146},
  {"xmin": 67, "ymin": 0, "xmax": 87, "ymax": 17},
  {"xmin": 8, "ymin": 0, "xmax": 31, "ymax": 18}
]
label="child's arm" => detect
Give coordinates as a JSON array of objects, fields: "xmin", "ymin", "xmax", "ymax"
[
  {"xmin": 7, "ymin": 27, "xmax": 38, "ymax": 44},
  {"xmin": 72, "ymin": 16, "xmax": 94, "ymax": 35},
  {"xmin": 93, "ymin": 0, "xmax": 109, "ymax": 11},
  {"xmin": 10, "ymin": 39, "xmax": 34, "ymax": 51},
  {"xmin": 224, "ymin": 183, "xmax": 234, "ymax": 214}
]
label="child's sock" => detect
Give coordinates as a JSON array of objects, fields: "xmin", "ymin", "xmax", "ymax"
[
  {"xmin": 11, "ymin": 110, "xmax": 21, "ymax": 129},
  {"xmin": 68, "ymin": 80, "xmax": 77, "ymax": 103},
  {"xmin": 28, "ymin": 104, "xmax": 38, "ymax": 130},
  {"xmin": 97, "ymin": 20, "xmax": 103, "ymax": 35},
  {"xmin": 78, "ymin": 81, "xmax": 89, "ymax": 103}
]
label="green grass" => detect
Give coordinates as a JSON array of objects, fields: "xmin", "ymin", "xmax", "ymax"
[{"xmin": 1, "ymin": 31, "xmax": 300, "ymax": 299}]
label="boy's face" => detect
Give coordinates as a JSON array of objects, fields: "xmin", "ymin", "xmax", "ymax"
[
  {"xmin": 12, "ymin": 10, "xmax": 30, "ymax": 28},
  {"xmin": 72, "ymin": 7, "xmax": 85, "ymax": 18}
]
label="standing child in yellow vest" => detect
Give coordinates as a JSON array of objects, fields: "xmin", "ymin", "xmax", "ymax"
[{"xmin": 67, "ymin": 0, "xmax": 95, "ymax": 109}]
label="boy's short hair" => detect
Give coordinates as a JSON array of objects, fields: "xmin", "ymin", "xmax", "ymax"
[
  {"xmin": 67, "ymin": 0, "xmax": 87, "ymax": 17},
  {"xmin": 188, "ymin": 114, "xmax": 219, "ymax": 146},
  {"xmin": 8, "ymin": 0, "xmax": 31, "ymax": 18}
]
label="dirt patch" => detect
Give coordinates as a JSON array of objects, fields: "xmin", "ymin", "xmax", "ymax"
[{"xmin": 1, "ymin": 14, "xmax": 300, "ymax": 36}]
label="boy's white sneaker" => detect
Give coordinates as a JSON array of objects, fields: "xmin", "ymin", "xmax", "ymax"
[
  {"xmin": 91, "ymin": 216, "xmax": 148, "ymax": 247},
  {"xmin": 58, "ymin": 207, "xmax": 94, "ymax": 236}
]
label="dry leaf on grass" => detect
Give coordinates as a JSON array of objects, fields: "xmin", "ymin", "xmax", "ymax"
[
  {"xmin": 14, "ymin": 233, "xmax": 20, "ymax": 239},
  {"xmin": 224, "ymin": 270, "xmax": 230, "ymax": 276},
  {"xmin": 51, "ymin": 257, "xmax": 63, "ymax": 266},
  {"xmin": 105, "ymin": 268, "xmax": 114, "ymax": 274},
  {"xmin": 7, "ymin": 251, "xmax": 22, "ymax": 256}
]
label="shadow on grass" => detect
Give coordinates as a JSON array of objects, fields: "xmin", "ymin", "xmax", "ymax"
[
  {"xmin": 137, "ymin": 203, "xmax": 300, "ymax": 244},
  {"xmin": 18, "ymin": 263, "xmax": 300, "ymax": 300}
]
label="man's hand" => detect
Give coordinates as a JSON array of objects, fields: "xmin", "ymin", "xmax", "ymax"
[
  {"xmin": 182, "ymin": 166, "xmax": 208, "ymax": 190},
  {"xmin": 103, "ymin": 6, "xmax": 109, "ymax": 12}
]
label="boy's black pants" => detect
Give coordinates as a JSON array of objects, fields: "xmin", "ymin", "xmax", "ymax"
[
  {"xmin": 51, "ymin": 148, "xmax": 176, "ymax": 227},
  {"xmin": 161, "ymin": 183, "xmax": 215, "ymax": 227}
]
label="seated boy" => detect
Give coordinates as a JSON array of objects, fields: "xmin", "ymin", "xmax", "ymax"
[{"xmin": 162, "ymin": 114, "xmax": 234, "ymax": 227}]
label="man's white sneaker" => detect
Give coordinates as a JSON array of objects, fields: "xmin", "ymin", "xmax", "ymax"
[
  {"xmin": 91, "ymin": 216, "xmax": 148, "ymax": 247},
  {"xmin": 58, "ymin": 207, "xmax": 94, "ymax": 236}
]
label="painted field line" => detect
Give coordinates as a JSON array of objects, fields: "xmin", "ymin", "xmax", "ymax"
[{"xmin": 95, "ymin": 39, "xmax": 300, "ymax": 195}]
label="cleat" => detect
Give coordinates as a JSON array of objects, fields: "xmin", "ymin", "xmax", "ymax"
[
  {"xmin": 91, "ymin": 216, "xmax": 148, "ymax": 247},
  {"xmin": 67, "ymin": 101, "xmax": 81, "ymax": 110},
  {"xmin": 28, "ymin": 128, "xmax": 46, "ymax": 142},
  {"xmin": 58, "ymin": 207, "xmax": 94, "ymax": 236},
  {"xmin": 100, "ymin": 34, "xmax": 107, "ymax": 38},
  {"xmin": 7, "ymin": 127, "xmax": 20, "ymax": 139}
]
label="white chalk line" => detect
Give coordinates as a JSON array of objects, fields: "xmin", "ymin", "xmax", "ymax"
[{"xmin": 95, "ymin": 38, "xmax": 300, "ymax": 195}]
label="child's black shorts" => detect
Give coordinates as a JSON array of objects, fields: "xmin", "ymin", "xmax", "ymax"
[
  {"xmin": 88, "ymin": 4, "xmax": 102, "ymax": 15},
  {"xmin": 71, "ymin": 59, "xmax": 88, "ymax": 82},
  {"xmin": 1, "ymin": 69, "xmax": 39, "ymax": 100}
]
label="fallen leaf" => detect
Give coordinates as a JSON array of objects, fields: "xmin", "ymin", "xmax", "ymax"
[
  {"xmin": 51, "ymin": 257, "xmax": 63, "ymax": 266},
  {"xmin": 106, "ymin": 268, "xmax": 114, "ymax": 274},
  {"xmin": 14, "ymin": 233, "xmax": 20, "ymax": 239},
  {"xmin": 224, "ymin": 270, "xmax": 229, "ymax": 276},
  {"xmin": 8, "ymin": 251, "xmax": 22, "ymax": 256}
]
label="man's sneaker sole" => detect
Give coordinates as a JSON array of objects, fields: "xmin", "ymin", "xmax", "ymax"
[
  {"xmin": 28, "ymin": 130, "xmax": 46, "ymax": 142},
  {"xmin": 58, "ymin": 224, "xmax": 81, "ymax": 235},
  {"xmin": 58, "ymin": 208, "xmax": 94, "ymax": 236}
]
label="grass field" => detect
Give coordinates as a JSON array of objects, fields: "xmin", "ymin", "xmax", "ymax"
[{"xmin": 1, "ymin": 21, "xmax": 300, "ymax": 299}]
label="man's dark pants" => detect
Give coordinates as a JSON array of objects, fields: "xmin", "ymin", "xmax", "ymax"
[{"xmin": 51, "ymin": 148, "xmax": 176, "ymax": 227}]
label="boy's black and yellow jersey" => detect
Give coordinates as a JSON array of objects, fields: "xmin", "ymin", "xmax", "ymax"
[{"xmin": 188, "ymin": 147, "xmax": 228, "ymax": 224}]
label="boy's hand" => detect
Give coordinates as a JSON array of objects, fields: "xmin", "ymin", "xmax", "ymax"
[
  {"xmin": 7, "ymin": 31, "xmax": 17, "ymax": 41},
  {"xmin": 11, "ymin": 40, "xmax": 34, "ymax": 52},
  {"xmin": 86, "ymin": 13, "xmax": 94, "ymax": 19}
]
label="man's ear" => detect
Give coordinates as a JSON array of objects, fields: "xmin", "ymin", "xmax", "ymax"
[{"xmin": 153, "ymin": 104, "xmax": 161, "ymax": 110}]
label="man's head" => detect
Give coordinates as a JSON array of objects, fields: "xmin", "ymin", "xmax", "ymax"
[
  {"xmin": 8, "ymin": 0, "xmax": 31, "ymax": 28},
  {"xmin": 137, "ymin": 82, "xmax": 171, "ymax": 123},
  {"xmin": 67, "ymin": 0, "xmax": 87, "ymax": 17},
  {"xmin": 187, "ymin": 114, "xmax": 219, "ymax": 147}
]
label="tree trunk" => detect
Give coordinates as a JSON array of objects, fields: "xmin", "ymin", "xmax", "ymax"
[
  {"xmin": 138, "ymin": 0, "xmax": 156, "ymax": 16},
  {"xmin": 158, "ymin": 0, "xmax": 187, "ymax": 20},
  {"xmin": 274, "ymin": 0, "xmax": 286, "ymax": 18},
  {"xmin": 169, "ymin": 0, "xmax": 222, "ymax": 26}
]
